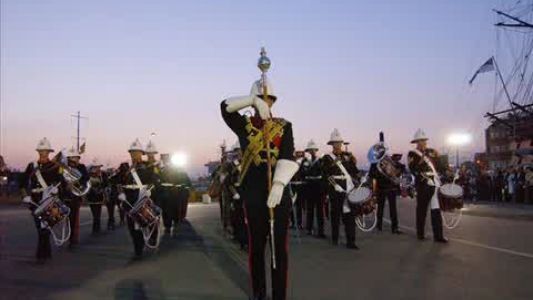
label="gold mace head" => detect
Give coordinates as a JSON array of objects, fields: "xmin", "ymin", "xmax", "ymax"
[{"xmin": 257, "ymin": 47, "xmax": 271, "ymax": 73}]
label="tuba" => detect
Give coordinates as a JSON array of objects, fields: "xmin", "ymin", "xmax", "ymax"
[
  {"xmin": 62, "ymin": 165, "xmax": 92, "ymax": 196},
  {"xmin": 367, "ymin": 142, "xmax": 414, "ymax": 190}
]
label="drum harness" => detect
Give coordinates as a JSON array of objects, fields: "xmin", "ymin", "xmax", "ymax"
[
  {"xmin": 30, "ymin": 162, "xmax": 71, "ymax": 246},
  {"xmin": 123, "ymin": 168, "xmax": 161, "ymax": 249},
  {"xmin": 411, "ymin": 149, "xmax": 441, "ymax": 210},
  {"xmin": 326, "ymin": 153, "xmax": 356, "ymax": 213}
]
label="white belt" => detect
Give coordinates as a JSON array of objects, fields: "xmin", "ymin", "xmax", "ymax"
[
  {"xmin": 305, "ymin": 176, "xmax": 322, "ymax": 180},
  {"xmin": 331, "ymin": 175, "xmax": 347, "ymax": 180},
  {"xmin": 122, "ymin": 184, "xmax": 147, "ymax": 190},
  {"xmin": 31, "ymin": 188, "xmax": 45, "ymax": 193},
  {"xmin": 161, "ymin": 183, "xmax": 180, "ymax": 187},
  {"xmin": 290, "ymin": 181, "xmax": 305, "ymax": 185}
]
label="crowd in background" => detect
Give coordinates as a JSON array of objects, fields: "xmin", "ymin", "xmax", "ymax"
[{"xmin": 457, "ymin": 165, "xmax": 533, "ymax": 204}]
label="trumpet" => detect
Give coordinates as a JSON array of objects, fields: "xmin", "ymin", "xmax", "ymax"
[
  {"xmin": 62, "ymin": 165, "xmax": 92, "ymax": 196},
  {"xmin": 52, "ymin": 152, "xmax": 91, "ymax": 197}
]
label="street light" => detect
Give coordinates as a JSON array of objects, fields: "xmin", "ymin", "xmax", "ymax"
[
  {"xmin": 171, "ymin": 152, "xmax": 188, "ymax": 168},
  {"xmin": 447, "ymin": 133, "xmax": 472, "ymax": 168}
]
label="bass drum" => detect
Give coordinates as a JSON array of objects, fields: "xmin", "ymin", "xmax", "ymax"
[{"xmin": 438, "ymin": 183, "xmax": 464, "ymax": 229}]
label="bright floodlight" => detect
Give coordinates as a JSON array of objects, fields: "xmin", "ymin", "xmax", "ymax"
[
  {"xmin": 171, "ymin": 152, "xmax": 188, "ymax": 167},
  {"xmin": 447, "ymin": 133, "xmax": 471, "ymax": 146}
]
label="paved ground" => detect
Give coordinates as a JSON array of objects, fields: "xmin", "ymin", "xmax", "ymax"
[{"xmin": 1, "ymin": 200, "xmax": 533, "ymax": 300}]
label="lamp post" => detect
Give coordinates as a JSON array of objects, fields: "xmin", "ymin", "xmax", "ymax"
[{"xmin": 447, "ymin": 133, "xmax": 472, "ymax": 169}]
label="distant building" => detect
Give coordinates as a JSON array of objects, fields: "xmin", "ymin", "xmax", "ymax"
[{"xmin": 477, "ymin": 113, "xmax": 533, "ymax": 170}]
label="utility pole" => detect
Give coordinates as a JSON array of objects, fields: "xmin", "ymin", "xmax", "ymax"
[{"xmin": 70, "ymin": 111, "xmax": 87, "ymax": 152}]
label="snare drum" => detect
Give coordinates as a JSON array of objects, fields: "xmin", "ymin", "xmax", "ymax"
[
  {"xmin": 34, "ymin": 197, "xmax": 70, "ymax": 228},
  {"xmin": 347, "ymin": 187, "xmax": 372, "ymax": 204},
  {"xmin": 347, "ymin": 187, "xmax": 376, "ymax": 216},
  {"xmin": 438, "ymin": 183, "xmax": 464, "ymax": 211},
  {"xmin": 129, "ymin": 197, "xmax": 161, "ymax": 227}
]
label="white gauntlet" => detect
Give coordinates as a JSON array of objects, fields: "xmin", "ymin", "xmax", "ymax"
[
  {"xmin": 267, "ymin": 159, "xmax": 300, "ymax": 208},
  {"xmin": 225, "ymin": 96, "xmax": 270, "ymax": 120}
]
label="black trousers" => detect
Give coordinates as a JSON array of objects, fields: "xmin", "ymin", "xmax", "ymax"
[
  {"xmin": 242, "ymin": 185, "xmax": 290, "ymax": 300},
  {"xmin": 306, "ymin": 184, "xmax": 325, "ymax": 235},
  {"xmin": 290, "ymin": 193, "xmax": 303, "ymax": 227},
  {"xmin": 105, "ymin": 200, "xmax": 116, "ymax": 228},
  {"xmin": 126, "ymin": 216, "xmax": 145, "ymax": 256},
  {"xmin": 33, "ymin": 216, "xmax": 52, "ymax": 260},
  {"xmin": 376, "ymin": 190, "xmax": 399, "ymax": 231},
  {"xmin": 415, "ymin": 185, "xmax": 444, "ymax": 240},
  {"xmin": 66, "ymin": 198, "xmax": 81, "ymax": 245},
  {"xmin": 162, "ymin": 189, "xmax": 179, "ymax": 229},
  {"xmin": 89, "ymin": 203, "xmax": 102, "ymax": 233},
  {"xmin": 231, "ymin": 199, "xmax": 248, "ymax": 248},
  {"xmin": 329, "ymin": 192, "xmax": 356, "ymax": 246}
]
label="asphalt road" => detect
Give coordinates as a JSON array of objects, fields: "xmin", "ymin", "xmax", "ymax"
[{"xmin": 1, "ymin": 200, "xmax": 532, "ymax": 300}]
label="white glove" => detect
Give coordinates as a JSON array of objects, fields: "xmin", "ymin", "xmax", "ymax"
[
  {"xmin": 118, "ymin": 193, "xmax": 126, "ymax": 202},
  {"xmin": 252, "ymin": 97, "xmax": 271, "ymax": 120},
  {"xmin": 267, "ymin": 182, "xmax": 284, "ymax": 208},
  {"xmin": 267, "ymin": 159, "xmax": 300, "ymax": 208},
  {"xmin": 233, "ymin": 193, "xmax": 241, "ymax": 200},
  {"xmin": 334, "ymin": 184, "xmax": 345, "ymax": 193},
  {"xmin": 22, "ymin": 196, "xmax": 33, "ymax": 205},
  {"xmin": 50, "ymin": 186, "xmax": 59, "ymax": 195}
]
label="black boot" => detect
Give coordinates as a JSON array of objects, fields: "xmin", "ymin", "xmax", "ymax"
[{"xmin": 431, "ymin": 209, "xmax": 448, "ymax": 243}]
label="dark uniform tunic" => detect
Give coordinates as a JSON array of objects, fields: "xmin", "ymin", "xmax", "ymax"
[
  {"xmin": 301, "ymin": 155, "xmax": 325, "ymax": 236},
  {"xmin": 119, "ymin": 162, "xmax": 159, "ymax": 256},
  {"xmin": 19, "ymin": 161, "xmax": 64, "ymax": 260},
  {"xmin": 288, "ymin": 163, "xmax": 304, "ymax": 229},
  {"xmin": 408, "ymin": 148, "xmax": 445, "ymax": 240},
  {"xmin": 368, "ymin": 161, "xmax": 405, "ymax": 232},
  {"xmin": 63, "ymin": 162, "xmax": 89, "ymax": 246},
  {"xmin": 321, "ymin": 152, "xmax": 359, "ymax": 247},
  {"xmin": 87, "ymin": 170, "xmax": 109, "ymax": 233},
  {"xmin": 159, "ymin": 164, "xmax": 188, "ymax": 231},
  {"xmin": 224, "ymin": 158, "xmax": 247, "ymax": 249},
  {"xmin": 221, "ymin": 100, "xmax": 295, "ymax": 300},
  {"xmin": 108, "ymin": 163, "xmax": 130, "ymax": 225}
]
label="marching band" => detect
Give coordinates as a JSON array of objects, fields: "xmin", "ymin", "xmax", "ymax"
[{"xmin": 12, "ymin": 49, "xmax": 467, "ymax": 300}]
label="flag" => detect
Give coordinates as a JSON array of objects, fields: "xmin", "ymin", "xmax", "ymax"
[
  {"xmin": 469, "ymin": 57, "xmax": 495, "ymax": 85},
  {"xmin": 79, "ymin": 142, "xmax": 86, "ymax": 154}
]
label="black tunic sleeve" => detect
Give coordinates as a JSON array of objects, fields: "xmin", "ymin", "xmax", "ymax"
[
  {"xmin": 279, "ymin": 122, "xmax": 295, "ymax": 161},
  {"xmin": 19, "ymin": 163, "xmax": 34, "ymax": 190},
  {"xmin": 221, "ymin": 100, "xmax": 248, "ymax": 138}
]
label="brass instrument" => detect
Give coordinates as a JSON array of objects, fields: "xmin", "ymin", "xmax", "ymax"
[{"xmin": 52, "ymin": 152, "xmax": 91, "ymax": 197}]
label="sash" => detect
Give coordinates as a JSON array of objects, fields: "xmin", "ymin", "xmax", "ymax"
[
  {"xmin": 239, "ymin": 119, "xmax": 285, "ymax": 184},
  {"xmin": 33, "ymin": 162, "xmax": 49, "ymax": 189},
  {"xmin": 411, "ymin": 149, "xmax": 440, "ymax": 209},
  {"xmin": 326, "ymin": 153, "xmax": 355, "ymax": 193},
  {"xmin": 130, "ymin": 168, "xmax": 144, "ymax": 188}
]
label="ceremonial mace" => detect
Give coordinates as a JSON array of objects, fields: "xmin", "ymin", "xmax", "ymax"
[{"xmin": 258, "ymin": 47, "xmax": 277, "ymax": 269}]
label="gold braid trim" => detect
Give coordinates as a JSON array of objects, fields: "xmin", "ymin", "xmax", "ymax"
[{"xmin": 239, "ymin": 118, "xmax": 285, "ymax": 184}]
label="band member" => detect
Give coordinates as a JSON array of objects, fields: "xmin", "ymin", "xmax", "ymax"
[
  {"xmin": 221, "ymin": 78, "xmax": 299, "ymax": 300},
  {"xmin": 118, "ymin": 139, "xmax": 160, "ymax": 258},
  {"xmin": 408, "ymin": 129, "xmax": 448, "ymax": 243},
  {"xmin": 321, "ymin": 129, "xmax": 359, "ymax": 249},
  {"xmin": 289, "ymin": 150, "xmax": 305, "ymax": 230},
  {"xmin": 227, "ymin": 142, "xmax": 247, "ymax": 249},
  {"xmin": 145, "ymin": 140, "xmax": 162, "ymax": 204},
  {"xmin": 87, "ymin": 159, "xmax": 108, "ymax": 234},
  {"xmin": 369, "ymin": 150, "xmax": 403, "ymax": 234},
  {"xmin": 19, "ymin": 138, "xmax": 64, "ymax": 262},
  {"xmin": 159, "ymin": 153, "xmax": 181, "ymax": 235},
  {"xmin": 63, "ymin": 146, "xmax": 89, "ymax": 248},
  {"xmin": 108, "ymin": 163, "xmax": 129, "ymax": 226},
  {"xmin": 302, "ymin": 140, "xmax": 326, "ymax": 238},
  {"xmin": 220, "ymin": 154, "xmax": 234, "ymax": 235}
]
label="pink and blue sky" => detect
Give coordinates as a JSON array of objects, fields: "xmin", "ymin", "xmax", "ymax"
[{"xmin": 1, "ymin": 0, "xmax": 510, "ymax": 175}]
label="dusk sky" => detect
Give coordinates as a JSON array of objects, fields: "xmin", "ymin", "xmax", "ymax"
[{"xmin": 0, "ymin": 0, "xmax": 513, "ymax": 175}]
